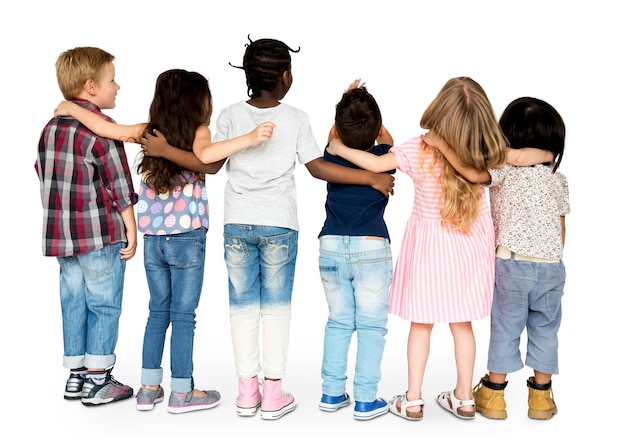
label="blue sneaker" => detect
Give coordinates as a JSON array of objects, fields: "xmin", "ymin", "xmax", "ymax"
[
  {"xmin": 319, "ymin": 393, "xmax": 351, "ymax": 412},
  {"xmin": 354, "ymin": 398, "xmax": 389, "ymax": 420}
]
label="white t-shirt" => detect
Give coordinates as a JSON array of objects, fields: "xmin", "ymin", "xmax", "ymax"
[{"xmin": 213, "ymin": 101, "xmax": 321, "ymax": 230}]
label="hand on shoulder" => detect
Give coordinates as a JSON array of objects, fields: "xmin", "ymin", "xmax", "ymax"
[{"xmin": 54, "ymin": 100, "xmax": 76, "ymax": 117}]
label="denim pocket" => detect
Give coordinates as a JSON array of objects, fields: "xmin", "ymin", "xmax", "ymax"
[
  {"xmin": 495, "ymin": 287, "xmax": 525, "ymax": 317},
  {"xmin": 357, "ymin": 254, "xmax": 393, "ymax": 295},
  {"xmin": 540, "ymin": 262, "xmax": 566, "ymax": 318},
  {"xmin": 261, "ymin": 231, "xmax": 292, "ymax": 265},
  {"xmin": 319, "ymin": 257, "xmax": 340, "ymax": 293},
  {"xmin": 166, "ymin": 233, "xmax": 202, "ymax": 268},
  {"xmin": 82, "ymin": 245, "xmax": 117, "ymax": 280},
  {"xmin": 224, "ymin": 234, "xmax": 249, "ymax": 266}
]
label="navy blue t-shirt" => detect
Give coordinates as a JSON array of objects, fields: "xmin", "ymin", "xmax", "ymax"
[{"xmin": 318, "ymin": 143, "xmax": 395, "ymax": 240}]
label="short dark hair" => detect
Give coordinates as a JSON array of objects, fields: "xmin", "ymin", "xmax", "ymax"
[
  {"xmin": 231, "ymin": 35, "xmax": 300, "ymax": 98},
  {"xmin": 335, "ymin": 87, "xmax": 382, "ymax": 151},
  {"xmin": 499, "ymin": 97, "xmax": 565, "ymax": 171}
]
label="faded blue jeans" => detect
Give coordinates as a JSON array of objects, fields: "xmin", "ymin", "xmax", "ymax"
[
  {"xmin": 141, "ymin": 228, "xmax": 206, "ymax": 393},
  {"xmin": 224, "ymin": 224, "xmax": 298, "ymax": 379},
  {"xmin": 487, "ymin": 254, "xmax": 566, "ymax": 375},
  {"xmin": 318, "ymin": 235, "xmax": 392, "ymax": 403},
  {"xmin": 57, "ymin": 242, "xmax": 126, "ymax": 370}
]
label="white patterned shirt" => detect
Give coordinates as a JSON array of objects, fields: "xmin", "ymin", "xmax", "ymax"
[{"xmin": 487, "ymin": 164, "xmax": 569, "ymax": 260}]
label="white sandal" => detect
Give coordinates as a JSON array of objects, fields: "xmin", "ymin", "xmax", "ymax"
[
  {"xmin": 437, "ymin": 390, "xmax": 475, "ymax": 419},
  {"xmin": 389, "ymin": 393, "xmax": 424, "ymax": 421}
]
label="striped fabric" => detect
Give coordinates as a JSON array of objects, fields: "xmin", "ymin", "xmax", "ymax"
[{"xmin": 388, "ymin": 137, "xmax": 494, "ymax": 323}]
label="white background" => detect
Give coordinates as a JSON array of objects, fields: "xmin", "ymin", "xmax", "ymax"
[{"xmin": 2, "ymin": 1, "xmax": 622, "ymax": 438}]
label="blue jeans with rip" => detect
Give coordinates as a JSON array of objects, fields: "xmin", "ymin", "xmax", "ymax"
[
  {"xmin": 318, "ymin": 235, "xmax": 392, "ymax": 403},
  {"xmin": 224, "ymin": 224, "xmax": 298, "ymax": 379},
  {"xmin": 141, "ymin": 228, "xmax": 206, "ymax": 393},
  {"xmin": 57, "ymin": 242, "xmax": 126, "ymax": 370}
]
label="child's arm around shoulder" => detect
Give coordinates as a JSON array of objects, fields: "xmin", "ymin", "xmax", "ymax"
[
  {"xmin": 326, "ymin": 137, "xmax": 397, "ymax": 173},
  {"xmin": 309, "ymin": 133, "xmax": 395, "ymax": 197},
  {"xmin": 506, "ymin": 148, "xmax": 554, "ymax": 166},
  {"xmin": 192, "ymin": 122, "xmax": 274, "ymax": 164},
  {"xmin": 422, "ymin": 131, "xmax": 491, "ymax": 183},
  {"xmin": 305, "ymin": 155, "xmax": 395, "ymax": 198},
  {"xmin": 142, "ymin": 127, "xmax": 225, "ymax": 175},
  {"xmin": 55, "ymin": 101, "xmax": 146, "ymax": 143}
]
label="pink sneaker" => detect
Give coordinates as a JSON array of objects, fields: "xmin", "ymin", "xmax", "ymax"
[
  {"xmin": 237, "ymin": 377, "xmax": 262, "ymax": 416},
  {"xmin": 260, "ymin": 379, "xmax": 295, "ymax": 420}
]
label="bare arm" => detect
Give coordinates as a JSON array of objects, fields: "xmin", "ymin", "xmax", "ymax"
[
  {"xmin": 422, "ymin": 131, "xmax": 491, "ymax": 183},
  {"xmin": 54, "ymin": 101, "xmax": 146, "ymax": 143},
  {"xmin": 305, "ymin": 157, "xmax": 394, "ymax": 198},
  {"xmin": 327, "ymin": 138, "xmax": 397, "ymax": 173},
  {"xmin": 192, "ymin": 122, "xmax": 275, "ymax": 164},
  {"xmin": 507, "ymin": 148, "xmax": 554, "ymax": 166},
  {"xmin": 561, "ymin": 216, "xmax": 566, "ymax": 247},
  {"xmin": 119, "ymin": 206, "xmax": 137, "ymax": 261},
  {"xmin": 142, "ymin": 128, "xmax": 225, "ymax": 175}
]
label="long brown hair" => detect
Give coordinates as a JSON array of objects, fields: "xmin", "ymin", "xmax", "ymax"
[{"xmin": 137, "ymin": 69, "xmax": 212, "ymax": 194}]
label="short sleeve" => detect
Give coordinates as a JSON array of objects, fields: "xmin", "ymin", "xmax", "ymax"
[{"xmin": 390, "ymin": 137, "xmax": 421, "ymax": 179}]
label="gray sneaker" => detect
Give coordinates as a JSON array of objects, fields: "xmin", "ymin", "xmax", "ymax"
[
  {"xmin": 136, "ymin": 386, "xmax": 165, "ymax": 411},
  {"xmin": 64, "ymin": 372, "xmax": 85, "ymax": 400},
  {"xmin": 81, "ymin": 370, "xmax": 133, "ymax": 406},
  {"xmin": 167, "ymin": 389, "xmax": 221, "ymax": 414}
]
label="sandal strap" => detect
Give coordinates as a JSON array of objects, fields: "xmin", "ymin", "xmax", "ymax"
[
  {"xmin": 448, "ymin": 390, "xmax": 475, "ymax": 408},
  {"xmin": 456, "ymin": 398, "xmax": 475, "ymax": 407},
  {"xmin": 394, "ymin": 393, "xmax": 424, "ymax": 408},
  {"xmin": 404, "ymin": 397, "xmax": 425, "ymax": 407}
]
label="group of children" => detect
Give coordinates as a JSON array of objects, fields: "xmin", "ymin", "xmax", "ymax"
[{"xmin": 35, "ymin": 38, "xmax": 568, "ymax": 422}]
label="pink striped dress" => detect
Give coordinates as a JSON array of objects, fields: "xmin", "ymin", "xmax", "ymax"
[{"xmin": 389, "ymin": 137, "xmax": 495, "ymax": 323}]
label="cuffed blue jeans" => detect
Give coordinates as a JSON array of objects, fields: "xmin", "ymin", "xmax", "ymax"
[
  {"xmin": 141, "ymin": 228, "xmax": 206, "ymax": 393},
  {"xmin": 57, "ymin": 242, "xmax": 126, "ymax": 370}
]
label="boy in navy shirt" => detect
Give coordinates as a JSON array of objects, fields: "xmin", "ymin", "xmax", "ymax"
[{"xmin": 317, "ymin": 80, "xmax": 395, "ymax": 420}]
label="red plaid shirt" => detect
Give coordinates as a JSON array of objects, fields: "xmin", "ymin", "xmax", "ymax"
[{"xmin": 35, "ymin": 99, "xmax": 138, "ymax": 257}]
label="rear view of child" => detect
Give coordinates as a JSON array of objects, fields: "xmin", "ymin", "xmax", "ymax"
[
  {"xmin": 198, "ymin": 37, "xmax": 393, "ymax": 420},
  {"xmin": 317, "ymin": 80, "xmax": 395, "ymax": 421},
  {"xmin": 35, "ymin": 47, "xmax": 137, "ymax": 406},
  {"xmin": 428, "ymin": 97, "xmax": 569, "ymax": 420}
]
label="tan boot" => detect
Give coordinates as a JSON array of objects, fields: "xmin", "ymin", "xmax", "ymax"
[
  {"xmin": 527, "ymin": 377, "xmax": 557, "ymax": 420},
  {"xmin": 472, "ymin": 374, "xmax": 507, "ymax": 419}
]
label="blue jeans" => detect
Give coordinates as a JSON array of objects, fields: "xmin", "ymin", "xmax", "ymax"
[
  {"xmin": 141, "ymin": 228, "xmax": 206, "ymax": 393},
  {"xmin": 487, "ymin": 255, "xmax": 566, "ymax": 375},
  {"xmin": 57, "ymin": 242, "xmax": 126, "ymax": 370},
  {"xmin": 224, "ymin": 224, "xmax": 298, "ymax": 379},
  {"xmin": 318, "ymin": 235, "xmax": 392, "ymax": 403}
]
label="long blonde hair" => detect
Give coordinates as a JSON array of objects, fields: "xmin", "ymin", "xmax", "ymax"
[{"xmin": 421, "ymin": 77, "xmax": 507, "ymax": 233}]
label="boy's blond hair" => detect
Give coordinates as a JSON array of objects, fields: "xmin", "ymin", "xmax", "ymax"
[{"xmin": 55, "ymin": 47, "xmax": 115, "ymax": 100}]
